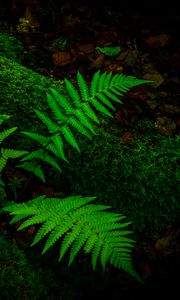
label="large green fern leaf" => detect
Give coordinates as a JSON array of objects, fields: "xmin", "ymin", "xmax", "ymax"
[{"xmin": 2, "ymin": 195, "xmax": 142, "ymax": 282}]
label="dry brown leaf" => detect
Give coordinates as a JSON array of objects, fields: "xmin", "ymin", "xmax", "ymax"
[
  {"xmin": 143, "ymin": 73, "xmax": 165, "ymax": 88},
  {"xmin": 144, "ymin": 34, "xmax": 170, "ymax": 48},
  {"xmin": 52, "ymin": 51, "xmax": 72, "ymax": 66}
]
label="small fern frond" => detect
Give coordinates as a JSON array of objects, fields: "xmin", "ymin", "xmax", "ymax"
[
  {"xmin": 50, "ymin": 134, "xmax": 68, "ymax": 162},
  {"xmin": 98, "ymin": 71, "xmax": 107, "ymax": 91},
  {"xmin": 2, "ymin": 195, "xmax": 141, "ymax": 282},
  {"xmin": 46, "ymin": 92, "xmax": 68, "ymax": 123},
  {"xmin": 22, "ymin": 132, "xmax": 50, "ymax": 147},
  {"xmin": 77, "ymin": 71, "xmax": 89, "ymax": 100},
  {"xmin": 0, "ymin": 127, "xmax": 17, "ymax": 144},
  {"xmin": 74, "ymin": 109, "xmax": 96, "ymax": 134},
  {"xmin": 17, "ymin": 161, "xmax": 45, "ymax": 182},
  {"xmin": 64, "ymin": 78, "xmax": 81, "ymax": 107},
  {"xmin": 92, "ymin": 98, "xmax": 113, "ymax": 117},
  {"xmin": 68, "ymin": 117, "xmax": 93, "ymax": 139},
  {"xmin": 96, "ymin": 93, "xmax": 116, "ymax": 110},
  {"xmin": 1, "ymin": 148, "xmax": 28, "ymax": 159},
  {"xmin": 50, "ymin": 88, "xmax": 73, "ymax": 115},
  {"xmin": 21, "ymin": 149, "xmax": 61, "ymax": 172},
  {"xmin": 90, "ymin": 70, "xmax": 101, "ymax": 96},
  {"xmin": 0, "ymin": 148, "xmax": 28, "ymax": 172},
  {"xmin": 0, "ymin": 156, "xmax": 7, "ymax": 172},
  {"xmin": 82, "ymin": 103, "xmax": 100, "ymax": 124},
  {"xmin": 61, "ymin": 126, "xmax": 80, "ymax": 152},
  {"xmin": 34, "ymin": 109, "xmax": 60, "ymax": 134}
]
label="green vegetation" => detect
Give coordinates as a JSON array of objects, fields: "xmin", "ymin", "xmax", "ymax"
[
  {"xmin": 0, "ymin": 34, "xmax": 179, "ymax": 298},
  {"xmin": 59, "ymin": 118, "xmax": 180, "ymax": 235},
  {"xmin": 1, "ymin": 70, "xmax": 151, "ymax": 282},
  {"xmin": 0, "ymin": 33, "xmax": 24, "ymax": 63},
  {"xmin": 0, "ymin": 233, "xmax": 50, "ymax": 299}
]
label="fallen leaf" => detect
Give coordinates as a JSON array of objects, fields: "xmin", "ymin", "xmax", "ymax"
[
  {"xmin": 144, "ymin": 34, "xmax": 170, "ymax": 48},
  {"xmin": 52, "ymin": 51, "xmax": 72, "ymax": 66},
  {"xmin": 143, "ymin": 73, "xmax": 165, "ymax": 88}
]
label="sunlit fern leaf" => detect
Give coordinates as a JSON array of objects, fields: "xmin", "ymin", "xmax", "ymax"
[
  {"xmin": 51, "ymin": 134, "xmax": 67, "ymax": 162},
  {"xmin": 21, "ymin": 149, "xmax": 45, "ymax": 162},
  {"xmin": 46, "ymin": 142, "xmax": 68, "ymax": 163},
  {"xmin": 98, "ymin": 71, "xmax": 107, "ymax": 91},
  {"xmin": 64, "ymin": 78, "xmax": 81, "ymax": 107},
  {"xmin": 77, "ymin": 71, "xmax": 89, "ymax": 100},
  {"xmin": 69, "ymin": 117, "xmax": 93, "ymax": 139},
  {"xmin": 96, "ymin": 93, "xmax": 116, "ymax": 110},
  {"xmin": 21, "ymin": 149, "xmax": 61, "ymax": 172},
  {"xmin": 103, "ymin": 71, "xmax": 113, "ymax": 88},
  {"xmin": 60, "ymin": 222, "xmax": 83, "ymax": 261},
  {"xmin": 110, "ymin": 73, "xmax": 119, "ymax": 85},
  {"xmin": 0, "ymin": 127, "xmax": 17, "ymax": 144},
  {"xmin": 46, "ymin": 93, "xmax": 68, "ymax": 123},
  {"xmin": 1, "ymin": 148, "xmax": 28, "ymax": 159},
  {"xmin": 61, "ymin": 126, "xmax": 80, "ymax": 152},
  {"xmin": 108, "ymin": 86, "xmax": 124, "ymax": 97},
  {"xmin": 0, "ymin": 156, "xmax": 7, "ymax": 172},
  {"xmin": 90, "ymin": 70, "xmax": 101, "ymax": 97},
  {"xmin": 75, "ymin": 109, "xmax": 96, "ymax": 134},
  {"xmin": 50, "ymin": 88, "xmax": 73, "ymax": 115},
  {"xmin": 84, "ymin": 233, "xmax": 98, "ymax": 253},
  {"xmin": 17, "ymin": 161, "xmax": 45, "ymax": 182},
  {"xmin": 42, "ymin": 223, "xmax": 71, "ymax": 254},
  {"xmin": 82, "ymin": 103, "xmax": 100, "ymax": 124},
  {"xmin": 68, "ymin": 228, "xmax": 90, "ymax": 265},
  {"xmin": 103, "ymin": 89, "xmax": 123, "ymax": 103},
  {"xmin": 2, "ymin": 195, "xmax": 141, "ymax": 282},
  {"xmin": 38, "ymin": 152, "xmax": 62, "ymax": 172},
  {"xmin": 22, "ymin": 132, "xmax": 50, "ymax": 147},
  {"xmin": 92, "ymin": 239, "xmax": 103, "ymax": 270},
  {"xmin": 92, "ymin": 98, "xmax": 113, "ymax": 117},
  {"xmin": 34, "ymin": 109, "xmax": 60, "ymax": 134}
]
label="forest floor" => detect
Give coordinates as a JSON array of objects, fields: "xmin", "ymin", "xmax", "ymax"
[{"xmin": 0, "ymin": 1, "xmax": 180, "ymax": 299}]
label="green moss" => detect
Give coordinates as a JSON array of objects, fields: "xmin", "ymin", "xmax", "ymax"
[
  {"xmin": 0, "ymin": 233, "xmax": 49, "ymax": 299},
  {"xmin": 56, "ymin": 118, "xmax": 180, "ymax": 235},
  {"xmin": 0, "ymin": 55, "xmax": 65, "ymax": 148},
  {"xmin": 0, "ymin": 33, "xmax": 24, "ymax": 63}
]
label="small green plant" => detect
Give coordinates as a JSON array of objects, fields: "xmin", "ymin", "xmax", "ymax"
[
  {"xmin": 96, "ymin": 46, "xmax": 121, "ymax": 56},
  {"xmin": 2, "ymin": 194, "xmax": 142, "ymax": 282},
  {"xmin": 1, "ymin": 70, "xmax": 151, "ymax": 282},
  {"xmin": 18, "ymin": 70, "xmax": 151, "ymax": 181},
  {"xmin": 0, "ymin": 119, "xmax": 28, "ymax": 173}
]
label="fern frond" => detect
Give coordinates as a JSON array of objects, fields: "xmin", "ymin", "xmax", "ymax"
[
  {"xmin": 77, "ymin": 71, "xmax": 89, "ymax": 100},
  {"xmin": 74, "ymin": 109, "xmax": 96, "ymax": 134},
  {"xmin": 0, "ymin": 127, "xmax": 17, "ymax": 144},
  {"xmin": 1, "ymin": 148, "xmax": 28, "ymax": 159},
  {"xmin": 34, "ymin": 109, "xmax": 60, "ymax": 134},
  {"xmin": 46, "ymin": 92, "xmax": 68, "ymax": 123},
  {"xmin": 0, "ymin": 147, "xmax": 28, "ymax": 172},
  {"xmin": 64, "ymin": 78, "xmax": 81, "ymax": 107},
  {"xmin": 22, "ymin": 132, "xmax": 50, "ymax": 147},
  {"xmin": 21, "ymin": 149, "xmax": 61, "ymax": 172},
  {"xmin": 50, "ymin": 88, "xmax": 73, "ymax": 115},
  {"xmin": 2, "ymin": 195, "xmax": 141, "ymax": 282},
  {"xmin": 96, "ymin": 93, "xmax": 116, "ymax": 110},
  {"xmin": 68, "ymin": 117, "xmax": 93, "ymax": 139},
  {"xmin": 61, "ymin": 126, "xmax": 80, "ymax": 152},
  {"xmin": 90, "ymin": 70, "xmax": 101, "ymax": 96},
  {"xmin": 50, "ymin": 134, "xmax": 67, "ymax": 162},
  {"xmin": 0, "ymin": 156, "xmax": 7, "ymax": 172},
  {"xmin": 92, "ymin": 98, "xmax": 113, "ymax": 117},
  {"xmin": 17, "ymin": 161, "xmax": 45, "ymax": 182},
  {"xmin": 82, "ymin": 103, "xmax": 100, "ymax": 124}
]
